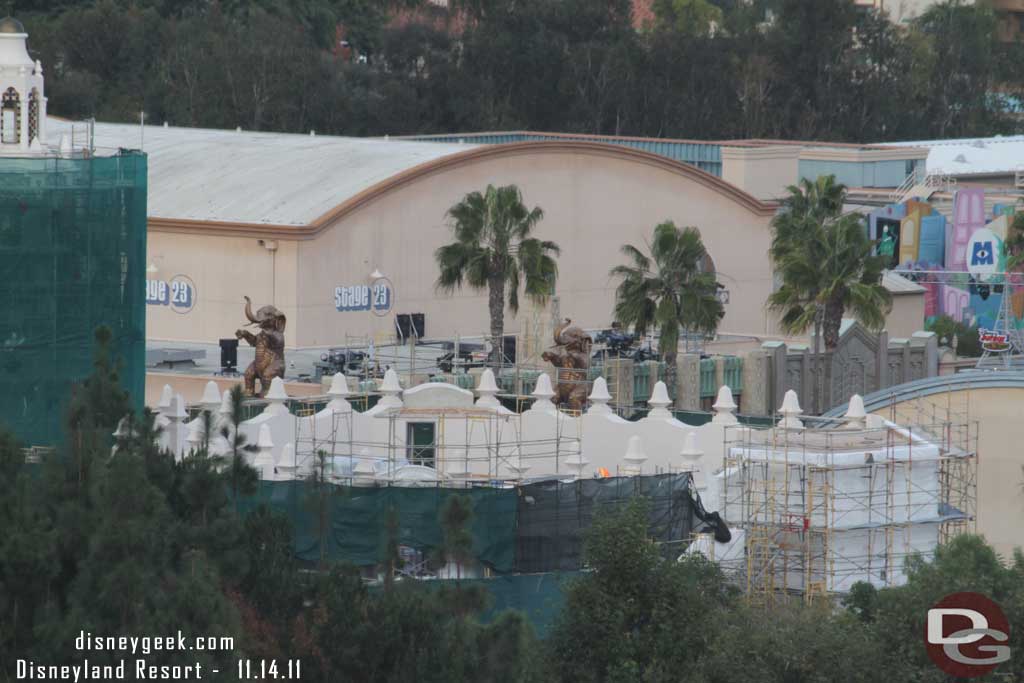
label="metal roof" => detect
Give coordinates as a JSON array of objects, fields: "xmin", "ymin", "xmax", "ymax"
[
  {"xmin": 882, "ymin": 270, "xmax": 927, "ymax": 294},
  {"xmin": 877, "ymin": 135, "xmax": 1024, "ymax": 177},
  {"xmin": 46, "ymin": 118, "xmax": 477, "ymax": 226}
]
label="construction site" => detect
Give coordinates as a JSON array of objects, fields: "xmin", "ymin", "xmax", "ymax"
[{"xmin": 716, "ymin": 402, "xmax": 977, "ymax": 604}]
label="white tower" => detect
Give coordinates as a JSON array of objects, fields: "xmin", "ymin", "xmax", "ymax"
[{"xmin": 0, "ymin": 18, "xmax": 46, "ymax": 154}]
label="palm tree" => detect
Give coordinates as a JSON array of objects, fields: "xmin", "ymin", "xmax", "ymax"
[
  {"xmin": 610, "ymin": 221, "xmax": 724, "ymax": 400},
  {"xmin": 769, "ymin": 175, "xmax": 891, "ymax": 412},
  {"xmin": 436, "ymin": 184, "xmax": 560, "ymax": 369}
]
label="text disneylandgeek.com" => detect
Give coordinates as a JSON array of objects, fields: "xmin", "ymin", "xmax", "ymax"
[{"xmin": 13, "ymin": 631, "xmax": 303, "ymax": 680}]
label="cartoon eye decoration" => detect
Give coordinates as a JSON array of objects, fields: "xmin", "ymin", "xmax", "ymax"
[{"xmin": 975, "ymin": 247, "xmax": 989, "ymax": 260}]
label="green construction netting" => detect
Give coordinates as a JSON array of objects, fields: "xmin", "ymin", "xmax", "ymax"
[
  {"xmin": 0, "ymin": 151, "xmax": 147, "ymax": 447},
  {"xmin": 239, "ymin": 480, "xmax": 519, "ymax": 571}
]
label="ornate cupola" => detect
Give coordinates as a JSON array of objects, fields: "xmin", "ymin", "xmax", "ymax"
[{"xmin": 0, "ymin": 17, "xmax": 46, "ymax": 153}]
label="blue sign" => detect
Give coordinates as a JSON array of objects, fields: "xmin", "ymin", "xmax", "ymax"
[
  {"xmin": 146, "ymin": 274, "xmax": 196, "ymax": 313},
  {"xmin": 335, "ymin": 278, "xmax": 393, "ymax": 314},
  {"xmin": 971, "ymin": 240, "xmax": 993, "ymax": 266}
]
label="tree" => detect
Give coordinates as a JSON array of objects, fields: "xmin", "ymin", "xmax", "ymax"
[
  {"xmin": 769, "ymin": 176, "xmax": 891, "ymax": 412},
  {"xmin": 436, "ymin": 494, "xmax": 473, "ymax": 583},
  {"xmin": 546, "ymin": 497, "xmax": 736, "ymax": 682},
  {"xmin": 652, "ymin": 0, "xmax": 723, "ymax": 36},
  {"xmin": 610, "ymin": 221, "xmax": 723, "ymax": 400},
  {"xmin": 219, "ymin": 384, "xmax": 259, "ymax": 510},
  {"xmin": 435, "ymin": 184, "xmax": 559, "ymax": 369},
  {"xmin": 65, "ymin": 325, "xmax": 133, "ymax": 492}
]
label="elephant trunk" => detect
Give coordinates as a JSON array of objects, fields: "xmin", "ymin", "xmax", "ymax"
[
  {"xmin": 244, "ymin": 297, "xmax": 257, "ymax": 324},
  {"xmin": 554, "ymin": 318, "xmax": 571, "ymax": 345}
]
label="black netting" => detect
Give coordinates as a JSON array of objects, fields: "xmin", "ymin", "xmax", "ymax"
[{"xmin": 514, "ymin": 473, "xmax": 698, "ymax": 573}]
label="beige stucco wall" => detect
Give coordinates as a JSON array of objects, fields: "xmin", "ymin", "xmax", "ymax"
[
  {"xmin": 873, "ymin": 385, "xmax": 1024, "ymax": 560},
  {"xmin": 298, "ymin": 148, "xmax": 776, "ymax": 346},
  {"xmin": 144, "ymin": 146, "xmax": 777, "ymax": 348},
  {"xmin": 886, "ymin": 292, "xmax": 927, "ymax": 340},
  {"xmin": 146, "ymin": 234, "xmax": 300, "ymax": 347},
  {"xmin": 721, "ymin": 146, "xmax": 801, "ymax": 201}
]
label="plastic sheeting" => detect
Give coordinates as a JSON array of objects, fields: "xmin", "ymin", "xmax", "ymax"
[{"xmin": 0, "ymin": 152, "xmax": 147, "ymax": 447}]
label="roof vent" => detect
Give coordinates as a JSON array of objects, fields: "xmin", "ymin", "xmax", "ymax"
[
  {"xmin": 971, "ymin": 140, "xmax": 987, "ymax": 149},
  {"xmin": 953, "ymin": 153, "xmax": 968, "ymax": 164}
]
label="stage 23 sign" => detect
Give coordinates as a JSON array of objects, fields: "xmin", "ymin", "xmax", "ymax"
[{"xmin": 335, "ymin": 282, "xmax": 392, "ymax": 313}]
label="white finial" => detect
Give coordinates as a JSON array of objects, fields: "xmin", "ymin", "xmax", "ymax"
[
  {"xmin": 844, "ymin": 394, "xmax": 867, "ymax": 430},
  {"xmin": 169, "ymin": 394, "xmax": 188, "ymax": 420},
  {"xmin": 219, "ymin": 389, "xmax": 233, "ymax": 416},
  {"xmin": 647, "ymin": 381, "xmax": 672, "ymax": 418},
  {"xmin": 186, "ymin": 418, "xmax": 204, "ymax": 447},
  {"xmin": 778, "ymin": 390, "xmax": 804, "ymax": 429},
  {"xmin": 587, "ymin": 377, "xmax": 612, "ymax": 414},
  {"xmin": 328, "ymin": 372, "xmax": 349, "ymax": 397},
  {"xmin": 712, "ymin": 386, "xmax": 739, "ymax": 425},
  {"xmin": 623, "ymin": 435, "xmax": 648, "ymax": 475},
  {"xmin": 530, "ymin": 373, "xmax": 557, "ymax": 412},
  {"xmin": 354, "ymin": 447, "xmax": 377, "ymax": 483},
  {"xmin": 158, "ymin": 384, "xmax": 174, "ymax": 410},
  {"xmin": 378, "ymin": 368, "xmax": 403, "ymax": 409},
  {"xmin": 563, "ymin": 441, "xmax": 589, "ymax": 479},
  {"xmin": 35, "ymin": 59, "xmax": 42, "ymax": 76},
  {"xmin": 253, "ymin": 424, "xmax": 275, "ymax": 478},
  {"xmin": 200, "ymin": 380, "xmax": 221, "ymax": 407},
  {"xmin": 163, "ymin": 121, "xmax": 169, "ymax": 128},
  {"xmin": 679, "ymin": 431, "xmax": 703, "ymax": 470},
  {"xmin": 59, "ymin": 134, "xmax": 72, "ymax": 157},
  {"xmin": 476, "ymin": 368, "xmax": 501, "ymax": 409},
  {"xmin": 236, "ymin": 126, "xmax": 242, "ymax": 132},
  {"xmin": 276, "ymin": 443, "xmax": 296, "ymax": 480},
  {"xmin": 263, "ymin": 377, "xmax": 289, "ymax": 416},
  {"xmin": 310, "ymin": 130, "xmax": 316, "ymax": 136}
]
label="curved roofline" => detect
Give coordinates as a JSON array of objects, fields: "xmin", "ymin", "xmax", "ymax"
[
  {"xmin": 149, "ymin": 140, "xmax": 779, "ymax": 239},
  {"xmin": 823, "ymin": 371, "xmax": 1024, "ymax": 417}
]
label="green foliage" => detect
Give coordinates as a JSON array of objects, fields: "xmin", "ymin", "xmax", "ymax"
[
  {"xmin": 436, "ymin": 184, "xmax": 558, "ymax": 365},
  {"xmin": 15, "ymin": 0, "xmax": 1022, "ymax": 142},
  {"xmin": 926, "ymin": 314, "xmax": 983, "ymax": 357},
  {"xmin": 546, "ymin": 498, "xmax": 736, "ymax": 682},
  {"xmin": 769, "ymin": 176, "xmax": 891, "ymax": 352},
  {"xmin": 611, "ymin": 221, "xmax": 723, "ymax": 395},
  {"xmin": 652, "ymin": 0, "xmax": 723, "ymax": 35}
]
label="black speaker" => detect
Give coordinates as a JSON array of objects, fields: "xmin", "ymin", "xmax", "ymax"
[
  {"xmin": 219, "ymin": 338, "xmax": 238, "ymax": 372},
  {"xmin": 411, "ymin": 313, "xmax": 425, "ymax": 338},
  {"xmin": 502, "ymin": 334, "xmax": 516, "ymax": 365}
]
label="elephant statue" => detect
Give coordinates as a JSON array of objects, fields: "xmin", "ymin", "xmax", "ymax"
[
  {"xmin": 235, "ymin": 296, "xmax": 286, "ymax": 397},
  {"xmin": 541, "ymin": 318, "xmax": 592, "ymax": 412}
]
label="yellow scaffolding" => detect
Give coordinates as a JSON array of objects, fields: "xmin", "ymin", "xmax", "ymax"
[{"xmin": 722, "ymin": 405, "xmax": 976, "ymax": 605}]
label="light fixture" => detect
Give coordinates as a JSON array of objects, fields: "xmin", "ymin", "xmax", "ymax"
[
  {"xmin": 146, "ymin": 262, "xmax": 158, "ymax": 273},
  {"xmin": 369, "ymin": 268, "xmax": 384, "ymax": 280}
]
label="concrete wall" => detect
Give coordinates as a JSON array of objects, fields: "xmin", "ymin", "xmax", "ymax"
[
  {"xmin": 721, "ymin": 146, "xmax": 801, "ymax": 201},
  {"xmin": 887, "ymin": 293, "xmax": 927, "ymax": 340},
  {"xmin": 145, "ymin": 146, "xmax": 778, "ymax": 348}
]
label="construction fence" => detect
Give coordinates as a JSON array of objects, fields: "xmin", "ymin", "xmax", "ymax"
[
  {"xmin": 0, "ymin": 151, "xmax": 148, "ymax": 448},
  {"xmin": 237, "ymin": 472, "xmax": 706, "ymax": 575}
]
